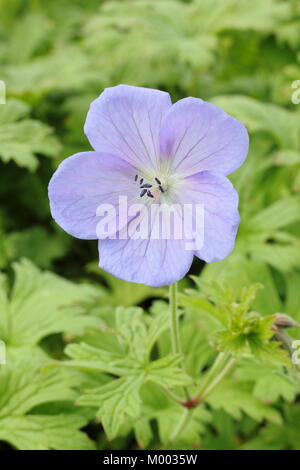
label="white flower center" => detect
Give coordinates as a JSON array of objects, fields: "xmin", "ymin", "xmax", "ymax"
[{"xmin": 133, "ymin": 167, "xmax": 184, "ymax": 204}]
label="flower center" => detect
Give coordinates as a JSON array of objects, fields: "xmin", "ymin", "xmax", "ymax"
[
  {"xmin": 134, "ymin": 173, "xmax": 165, "ymax": 202},
  {"xmin": 133, "ymin": 169, "xmax": 183, "ymax": 203}
]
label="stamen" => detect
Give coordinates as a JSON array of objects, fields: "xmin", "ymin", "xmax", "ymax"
[
  {"xmin": 159, "ymin": 185, "xmax": 164, "ymax": 193},
  {"xmin": 155, "ymin": 177, "xmax": 161, "ymax": 185},
  {"xmin": 140, "ymin": 183, "xmax": 152, "ymax": 188},
  {"xmin": 140, "ymin": 189, "xmax": 147, "ymax": 197},
  {"xmin": 140, "ymin": 178, "xmax": 144, "ymax": 185},
  {"xmin": 134, "ymin": 174, "xmax": 138, "ymax": 181},
  {"xmin": 147, "ymin": 190, "xmax": 154, "ymax": 198}
]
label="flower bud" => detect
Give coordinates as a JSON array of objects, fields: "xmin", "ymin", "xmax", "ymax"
[{"xmin": 273, "ymin": 313, "xmax": 300, "ymax": 329}]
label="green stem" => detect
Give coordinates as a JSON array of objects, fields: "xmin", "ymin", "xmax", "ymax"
[
  {"xmin": 169, "ymin": 283, "xmax": 181, "ymax": 355},
  {"xmin": 167, "ymin": 287, "xmax": 237, "ymax": 444},
  {"xmin": 168, "ymin": 408, "xmax": 191, "ymax": 443},
  {"xmin": 168, "ymin": 353, "xmax": 236, "ymax": 443},
  {"xmin": 194, "ymin": 356, "xmax": 236, "ymax": 403},
  {"xmin": 194, "ymin": 352, "xmax": 228, "ymax": 400},
  {"xmin": 169, "ymin": 282, "xmax": 190, "ymax": 401},
  {"xmin": 163, "ymin": 387, "xmax": 183, "ymax": 404}
]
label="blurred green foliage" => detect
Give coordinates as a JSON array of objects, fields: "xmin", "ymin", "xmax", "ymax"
[{"xmin": 1, "ymin": 0, "xmax": 300, "ymax": 450}]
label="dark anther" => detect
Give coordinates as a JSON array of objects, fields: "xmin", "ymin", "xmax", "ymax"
[
  {"xmin": 159, "ymin": 186, "xmax": 164, "ymax": 193},
  {"xmin": 140, "ymin": 189, "xmax": 147, "ymax": 197},
  {"xmin": 155, "ymin": 177, "xmax": 161, "ymax": 185},
  {"xmin": 140, "ymin": 178, "xmax": 144, "ymax": 185},
  {"xmin": 147, "ymin": 190, "xmax": 154, "ymax": 198},
  {"xmin": 140, "ymin": 183, "xmax": 152, "ymax": 188},
  {"xmin": 134, "ymin": 174, "xmax": 138, "ymax": 181}
]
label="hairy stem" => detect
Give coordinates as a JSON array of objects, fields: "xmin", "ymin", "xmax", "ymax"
[
  {"xmin": 167, "ymin": 286, "xmax": 237, "ymax": 444},
  {"xmin": 169, "ymin": 282, "xmax": 190, "ymax": 401},
  {"xmin": 194, "ymin": 352, "xmax": 228, "ymax": 399},
  {"xmin": 169, "ymin": 352, "xmax": 236, "ymax": 443},
  {"xmin": 169, "ymin": 283, "xmax": 181, "ymax": 355},
  {"xmin": 168, "ymin": 408, "xmax": 191, "ymax": 443},
  {"xmin": 194, "ymin": 355, "xmax": 236, "ymax": 403}
]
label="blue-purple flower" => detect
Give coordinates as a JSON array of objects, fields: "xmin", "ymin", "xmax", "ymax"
[{"xmin": 48, "ymin": 85, "xmax": 248, "ymax": 286}]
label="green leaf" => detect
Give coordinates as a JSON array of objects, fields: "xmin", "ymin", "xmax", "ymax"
[
  {"xmin": 3, "ymin": 47, "xmax": 98, "ymax": 95},
  {"xmin": 0, "ymin": 414, "xmax": 94, "ymax": 450},
  {"xmin": 272, "ymin": 149, "xmax": 300, "ymax": 167},
  {"xmin": 64, "ymin": 342, "xmax": 140, "ymax": 376},
  {"xmin": 78, "ymin": 376, "xmax": 143, "ymax": 440},
  {"xmin": 200, "ymin": 410, "xmax": 239, "ymax": 450},
  {"xmin": 115, "ymin": 306, "xmax": 148, "ymax": 360},
  {"xmin": 0, "ymin": 99, "xmax": 29, "ymax": 124},
  {"xmin": 0, "ymin": 358, "xmax": 78, "ymax": 417},
  {"xmin": 182, "ymin": 274, "xmax": 287, "ymax": 361},
  {"xmin": 248, "ymin": 196, "xmax": 300, "ymax": 232},
  {"xmin": 201, "ymin": 254, "xmax": 282, "ymax": 315},
  {"xmin": 146, "ymin": 354, "xmax": 193, "ymax": 388},
  {"xmin": 207, "ymin": 381, "xmax": 282, "ymax": 425},
  {"xmin": 87, "ymin": 263, "xmax": 165, "ymax": 309},
  {"xmin": 0, "ymin": 356, "xmax": 93, "ymax": 450},
  {"xmin": 0, "ymin": 226, "xmax": 71, "ymax": 269},
  {"xmin": 257, "ymin": 404, "xmax": 300, "ymax": 450},
  {"xmin": 235, "ymin": 359, "xmax": 299, "ymax": 403},
  {"xmin": 285, "ymin": 271, "xmax": 300, "ymax": 322},
  {"xmin": 57, "ymin": 305, "xmax": 194, "ymax": 441},
  {"xmin": 157, "ymin": 405, "xmax": 211, "ymax": 446},
  {"xmin": 5, "ymin": 13, "xmax": 52, "ymax": 64},
  {"xmin": 0, "ymin": 100, "xmax": 61, "ymax": 170},
  {"xmin": 134, "ymin": 418, "xmax": 153, "ymax": 449},
  {"xmin": 211, "ymin": 95, "xmax": 300, "ymax": 149},
  {"xmin": 250, "ymin": 242, "xmax": 300, "ymax": 273},
  {"xmin": 144, "ymin": 309, "xmax": 170, "ymax": 357},
  {"xmin": 0, "ymin": 259, "xmax": 102, "ymax": 349}
]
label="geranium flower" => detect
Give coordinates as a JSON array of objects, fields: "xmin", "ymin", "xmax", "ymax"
[{"xmin": 48, "ymin": 85, "xmax": 248, "ymax": 286}]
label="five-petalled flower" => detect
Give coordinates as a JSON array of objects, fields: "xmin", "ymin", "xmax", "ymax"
[{"xmin": 48, "ymin": 85, "xmax": 249, "ymax": 286}]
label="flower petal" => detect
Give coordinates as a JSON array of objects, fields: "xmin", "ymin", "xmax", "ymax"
[
  {"xmin": 98, "ymin": 204, "xmax": 194, "ymax": 286},
  {"xmin": 84, "ymin": 84, "xmax": 172, "ymax": 172},
  {"xmin": 48, "ymin": 151, "xmax": 139, "ymax": 240},
  {"xmin": 179, "ymin": 171, "xmax": 240, "ymax": 262},
  {"xmin": 159, "ymin": 97, "xmax": 249, "ymax": 176}
]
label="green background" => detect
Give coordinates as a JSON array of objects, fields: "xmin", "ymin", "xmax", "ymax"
[{"xmin": 1, "ymin": 0, "xmax": 300, "ymax": 451}]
